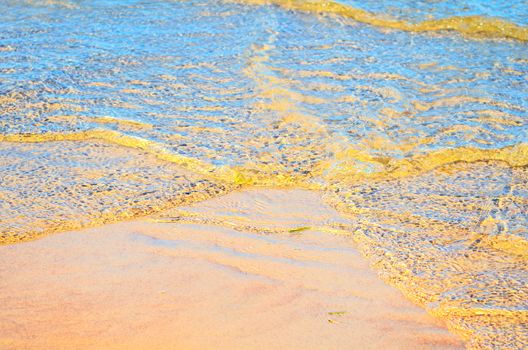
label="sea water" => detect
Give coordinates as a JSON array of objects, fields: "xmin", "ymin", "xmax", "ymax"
[{"xmin": 0, "ymin": 1, "xmax": 527, "ymax": 348}]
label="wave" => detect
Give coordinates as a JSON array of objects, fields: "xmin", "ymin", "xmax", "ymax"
[
  {"xmin": 330, "ymin": 142, "xmax": 528, "ymax": 182},
  {"xmin": 3, "ymin": 130, "xmax": 528, "ymax": 186},
  {"xmin": 0, "ymin": 130, "xmax": 321, "ymax": 188},
  {"xmin": 232, "ymin": 0, "xmax": 528, "ymax": 41}
]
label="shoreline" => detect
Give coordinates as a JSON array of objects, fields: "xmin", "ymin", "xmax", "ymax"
[{"xmin": 0, "ymin": 188, "xmax": 462, "ymax": 349}]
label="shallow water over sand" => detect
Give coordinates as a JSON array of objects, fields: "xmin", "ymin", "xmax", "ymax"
[{"xmin": 0, "ymin": 0, "xmax": 527, "ymax": 348}]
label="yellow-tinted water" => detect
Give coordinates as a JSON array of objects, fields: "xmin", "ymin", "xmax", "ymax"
[
  {"xmin": 232, "ymin": 0, "xmax": 528, "ymax": 42},
  {"xmin": 1, "ymin": 0, "xmax": 527, "ymax": 348}
]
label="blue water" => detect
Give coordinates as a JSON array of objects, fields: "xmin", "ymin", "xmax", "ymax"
[{"xmin": 1, "ymin": 1, "xmax": 527, "ymax": 348}]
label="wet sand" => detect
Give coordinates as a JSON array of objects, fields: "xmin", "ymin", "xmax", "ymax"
[{"xmin": 0, "ymin": 189, "xmax": 463, "ymax": 349}]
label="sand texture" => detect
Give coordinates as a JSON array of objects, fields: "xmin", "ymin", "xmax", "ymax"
[{"xmin": 0, "ymin": 189, "xmax": 462, "ymax": 350}]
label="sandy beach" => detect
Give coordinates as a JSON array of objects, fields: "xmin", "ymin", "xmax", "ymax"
[{"xmin": 0, "ymin": 189, "xmax": 462, "ymax": 349}]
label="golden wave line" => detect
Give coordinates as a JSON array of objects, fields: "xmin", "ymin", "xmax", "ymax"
[
  {"xmin": 233, "ymin": 0, "xmax": 528, "ymax": 42},
  {"xmin": 432, "ymin": 305, "xmax": 528, "ymax": 322},
  {"xmin": 331, "ymin": 143, "xmax": 528, "ymax": 182},
  {"xmin": 0, "ymin": 129, "xmax": 320, "ymax": 188},
  {"xmin": 2, "ymin": 130, "xmax": 528, "ymax": 185},
  {"xmin": 0, "ymin": 129, "xmax": 221, "ymax": 176}
]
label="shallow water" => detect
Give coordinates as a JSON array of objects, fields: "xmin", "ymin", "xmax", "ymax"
[
  {"xmin": 1, "ymin": 0, "xmax": 527, "ymax": 348},
  {"xmin": 339, "ymin": 0, "xmax": 528, "ymax": 26}
]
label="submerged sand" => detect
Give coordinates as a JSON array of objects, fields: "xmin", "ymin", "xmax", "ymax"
[{"xmin": 0, "ymin": 189, "xmax": 462, "ymax": 349}]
